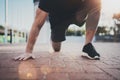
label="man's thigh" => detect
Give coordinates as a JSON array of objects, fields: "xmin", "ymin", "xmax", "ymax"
[
  {"xmin": 86, "ymin": 0, "xmax": 101, "ymax": 13},
  {"xmin": 51, "ymin": 24, "xmax": 69, "ymax": 42},
  {"xmin": 50, "ymin": 16, "xmax": 70, "ymax": 42},
  {"xmin": 75, "ymin": 0, "xmax": 101, "ymax": 22}
]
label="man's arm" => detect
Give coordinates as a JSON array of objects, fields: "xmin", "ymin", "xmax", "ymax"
[
  {"xmin": 26, "ymin": 8, "xmax": 48, "ymax": 53},
  {"xmin": 14, "ymin": 8, "xmax": 48, "ymax": 60}
]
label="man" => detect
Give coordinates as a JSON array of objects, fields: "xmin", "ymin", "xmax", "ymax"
[{"xmin": 14, "ymin": 0, "xmax": 101, "ymax": 60}]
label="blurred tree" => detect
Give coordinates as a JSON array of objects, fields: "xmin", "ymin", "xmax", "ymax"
[
  {"xmin": 0, "ymin": 25, "xmax": 4, "ymax": 29},
  {"xmin": 66, "ymin": 29, "xmax": 84, "ymax": 36},
  {"xmin": 96, "ymin": 26, "xmax": 107, "ymax": 36},
  {"xmin": 0, "ymin": 25, "xmax": 5, "ymax": 35},
  {"xmin": 113, "ymin": 13, "xmax": 120, "ymax": 42}
]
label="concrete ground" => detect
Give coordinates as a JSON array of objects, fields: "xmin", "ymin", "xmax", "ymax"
[{"xmin": 0, "ymin": 42, "xmax": 120, "ymax": 80}]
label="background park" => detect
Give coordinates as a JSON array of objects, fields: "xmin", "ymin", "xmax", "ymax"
[
  {"xmin": 0, "ymin": 0, "xmax": 120, "ymax": 44},
  {"xmin": 0, "ymin": 0, "xmax": 120, "ymax": 80}
]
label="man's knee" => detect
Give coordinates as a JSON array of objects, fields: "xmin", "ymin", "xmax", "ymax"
[{"xmin": 52, "ymin": 41, "xmax": 61, "ymax": 52}]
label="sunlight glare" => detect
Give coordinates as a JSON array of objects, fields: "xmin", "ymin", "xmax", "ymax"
[{"xmin": 102, "ymin": 0, "xmax": 120, "ymax": 15}]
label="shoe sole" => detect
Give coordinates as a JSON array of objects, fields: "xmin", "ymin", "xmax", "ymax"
[{"xmin": 81, "ymin": 52, "xmax": 100, "ymax": 60}]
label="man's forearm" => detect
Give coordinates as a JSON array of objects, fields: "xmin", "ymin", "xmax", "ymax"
[
  {"xmin": 26, "ymin": 22, "xmax": 41, "ymax": 53},
  {"xmin": 25, "ymin": 8, "xmax": 48, "ymax": 53}
]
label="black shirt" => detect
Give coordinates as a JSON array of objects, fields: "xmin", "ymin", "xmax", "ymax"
[
  {"xmin": 38, "ymin": 0, "xmax": 88, "ymax": 27},
  {"xmin": 38, "ymin": 0, "xmax": 85, "ymax": 14}
]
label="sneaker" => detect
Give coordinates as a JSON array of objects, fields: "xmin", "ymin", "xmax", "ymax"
[{"xmin": 82, "ymin": 43, "xmax": 100, "ymax": 60}]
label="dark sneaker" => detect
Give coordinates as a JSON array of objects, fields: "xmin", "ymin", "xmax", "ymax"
[{"xmin": 82, "ymin": 43, "xmax": 100, "ymax": 60}]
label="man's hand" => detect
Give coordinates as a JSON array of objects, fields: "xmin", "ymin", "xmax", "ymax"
[{"xmin": 14, "ymin": 53, "xmax": 35, "ymax": 61}]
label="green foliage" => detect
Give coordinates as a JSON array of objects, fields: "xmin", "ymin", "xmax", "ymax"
[
  {"xmin": 66, "ymin": 29, "xmax": 75, "ymax": 36},
  {"xmin": 96, "ymin": 26, "xmax": 107, "ymax": 35},
  {"xmin": 66, "ymin": 29, "xmax": 85, "ymax": 36},
  {"xmin": 0, "ymin": 25, "xmax": 5, "ymax": 29}
]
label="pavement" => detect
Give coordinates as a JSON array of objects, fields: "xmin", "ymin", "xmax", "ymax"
[{"xmin": 0, "ymin": 42, "xmax": 120, "ymax": 80}]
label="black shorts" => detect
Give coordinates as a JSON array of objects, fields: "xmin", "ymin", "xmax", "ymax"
[
  {"xmin": 49, "ymin": 13, "xmax": 86, "ymax": 42},
  {"xmin": 39, "ymin": 0, "xmax": 101, "ymax": 42}
]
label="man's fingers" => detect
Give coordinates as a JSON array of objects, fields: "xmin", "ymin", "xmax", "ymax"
[
  {"xmin": 14, "ymin": 55, "xmax": 21, "ymax": 60},
  {"xmin": 13, "ymin": 53, "xmax": 35, "ymax": 61},
  {"xmin": 23, "ymin": 56, "xmax": 30, "ymax": 61},
  {"xmin": 19, "ymin": 56, "xmax": 24, "ymax": 60},
  {"xmin": 23, "ymin": 55, "xmax": 35, "ymax": 60}
]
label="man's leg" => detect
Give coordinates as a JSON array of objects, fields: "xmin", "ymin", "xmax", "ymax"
[
  {"xmin": 85, "ymin": 0, "xmax": 101, "ymax": 44},
  {"xmin": 82, "ymin": 4, "xmax": 101, "ymax": 59},
  {"xmin": 50, "ymin": 24, "xmax": 69, "ymax": 52},
  {"xmin": 85, "ymin": 9, "xmax": 100, "ymax": 45},
  {"xmin": 14, "ymin": 8, "xmax": 48, "ymax": 60}
]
